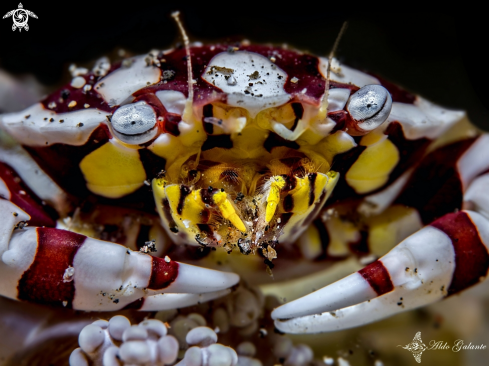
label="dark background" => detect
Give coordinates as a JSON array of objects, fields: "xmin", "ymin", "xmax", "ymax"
[{"xmin": 1, "ymin": 4, "xmax": 488, "ymax": 131}]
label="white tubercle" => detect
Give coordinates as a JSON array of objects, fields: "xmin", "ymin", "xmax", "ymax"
[
  {"xmin": 202, "ymin": 51, "xmax": 290, "ymax": 117},
  {"xmin": 177, "ymin": 327, "xmax": 238, "ymax": 366},
  {"xmin": 318, "ymin": 57, "xmax": 380, "ymax": 87},
  {"xmin": 0, "ymin": 103, "xmax": 110, "ymax": 146},
  {"xmin": 95, "ymin": 55, "xmax": 161, "ymax": 107},
  {"xmin": 71, "ymin": 316, "xmax": 179, "ymax": 366}
]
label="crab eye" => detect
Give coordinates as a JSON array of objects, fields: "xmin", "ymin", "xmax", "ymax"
[
  {"xmin": 110, "ymin": 101, "xmax": 158, "ymax": 144},
  {"xmin": 346, "ymin": 85, "xmax": 392, "ymax": 134}
]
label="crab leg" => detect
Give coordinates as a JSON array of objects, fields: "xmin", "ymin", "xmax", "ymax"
[
  {"xmin": 273, "ymin": 135, "xmax": 489, "ymax": 333},
  {"xmin": 273, "ymin": 209, "xmax": 489, "ymax": 333},
  {"xmin": 0, "ymin": 198, "xmax": 239, "ymax": 311}
]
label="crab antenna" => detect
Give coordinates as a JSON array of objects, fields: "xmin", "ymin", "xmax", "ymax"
[
  {"xmin": 171, "ymin": 11, "xmax": 194, "ymax": 116},
  {"xmin": 323, "ymin": 22, "xmax": 348, "ymax": 114}
]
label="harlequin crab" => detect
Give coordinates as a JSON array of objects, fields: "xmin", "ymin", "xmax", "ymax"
[{"xmin": 1, "ymin": 15, "xmax": 489, "ymax": 365}]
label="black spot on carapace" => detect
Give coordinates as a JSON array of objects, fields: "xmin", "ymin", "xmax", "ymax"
[
  {"xmin": 197, "ymin": 224, "xmax": 214, "ymax": 237},
  {"xmin": 282, "ymin": 175, "xmax": 297, "ymax": 192},
  {"xmin": 202, "ymin": 104, "xmax": 214, "ymax": 134},
  {"xmin": 138, "ymin": 149, "xmax": 167, "ymax": 180},
  {"xmin": 279, "ymin": 212, "xmax": 293, "ymax": 226},
  {"xmin": 283, "ymin": 195, "xmax": 294, "ymax": 212},
  {"xmin": 136, "ymin": 225, "xmax": 152, "ymax": 251},
  {"xmin": 290, "ymin": 103, "xmax": 304, "ymax": 131},
  {"xmin": 308, "ymin": 173, "xmax": 317, "ymax": 206},
  {"xmin": 202, "ymin": 134, "xmax": 233, "ymax": 151},
  {"xmin": 312, "ymin": 218, "xmax": 331, "ymax": 261},
  {"xmin": 200, "ymin": 187, "xmax": 217, "ymax": 205},
  {"xmin": 263, "ymin": 133, "xmax": 300, "ymax": 153},
  {"xmin": 177, "ymin": 185, "xmax": 191, "ymax": 215}
]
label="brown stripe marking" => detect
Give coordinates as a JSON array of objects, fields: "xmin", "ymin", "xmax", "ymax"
[
  {"xmin": 177, "ymin": 185, "xmax": 191, "ymax": 215},
  {"xmin": 431, "ymin": 211, "xmax": 489, "ymax": 296},
  {"xmin": 308, "ymin": 173, "xmax": 317, "ymax": 206},
  {"xmin": 17, "ymin": 228, "xmax": 86, "ymax": 307},
  {"xmin": 148, "ymin": 256, "xmax": 179, "ymax": 289},
  {"xmin": 395, "ymin": 138, "xmax": 476, "ymax": 224},
  {"xmin": 358, "ymin": 260, "xmax": 394, "ymax": 296}
]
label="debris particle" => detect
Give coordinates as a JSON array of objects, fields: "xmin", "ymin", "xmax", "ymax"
[
  {"xmin": 68, "ymin": 101, "xmax": 77, "ymax": 108},
  {"xmin": 140, "ymin": 240, "xmax": 157, "ymax": 253},
  {"xmin": 164, "ymin": 256, "xmax": 171, "ymax": 263},
  {"xmin": 63, "ymin": 266, "xmax": 75, "ymax": 282},
  {"xmin": 48, "ymin": 102, "xmax": 57, "ymax": 109},
  {"xmin": 84, "ymin": 103, "xmax": 90, "ymax": 108},
  {"xmin": 162, "ymin": 70, "xmax": 176, "ymax": 81},
  {"xmin": 290, "ymin": 77, "xmax": 299, "ymax": 83},
  {"xmin": 76, "ymin": 123, "xmax": 84, "ymax": 127},
  {"xmin": 60, "ymin": 89, "xmax": 70, "ymax": 100},
  {"xmin": 248, "ymin": 71, "xmax": 260, "ymax": 80}
]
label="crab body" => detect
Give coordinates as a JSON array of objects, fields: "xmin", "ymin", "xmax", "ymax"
[{"xmin": 1, "ymin": 42, "xmax": 489, "ymax": 364}]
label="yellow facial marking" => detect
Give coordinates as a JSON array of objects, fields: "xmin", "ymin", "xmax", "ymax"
[
  {"xmin": 265, "ymin": 176, "xmax": 286, "ymax": 223},
  {"xmin": 346, "ymin": 132, "xmax": 400, "ymax": 194},
  {"xmin": 79, "ymin": 140, "xmax": 146, "ymax": 198},
  {"xmin": 213, "ymin": 191, "xmax": 246, "ymax": 232}
]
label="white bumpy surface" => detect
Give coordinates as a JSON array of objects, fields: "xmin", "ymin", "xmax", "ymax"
[{"xmin": 69, "ymin": 316, "xmax": 179, "ymax": 366}]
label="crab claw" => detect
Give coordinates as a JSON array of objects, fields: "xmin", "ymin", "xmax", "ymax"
[
  {"xmin": 0, "ymin": 199, "xmax": 239, "ymax": 311},
  {"xmin": 272, "ymin": 210, "xmax": 489, "ymax": 333}
]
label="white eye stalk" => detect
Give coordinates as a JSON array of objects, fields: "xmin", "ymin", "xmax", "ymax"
[
  {"xmin": 109, "ymin": 101, "xmax": 158, "ymax": 144},
  {"xmin": 346, "ymin": 84, "xmax": 392, "ymax": 135}
]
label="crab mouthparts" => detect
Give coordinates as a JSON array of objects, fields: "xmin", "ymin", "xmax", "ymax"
[{"xmin": 152, "ymin": 162, "xmax": 338, "ymax": 254}]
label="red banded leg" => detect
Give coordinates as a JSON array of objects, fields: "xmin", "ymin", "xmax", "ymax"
[
  {"xmin": 272, "ymin": 135, "xmax": 489, "ymax": 333},
  {"xmin": 0, "ymin": 166, "xmax": 239, "ymax": 311}
]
